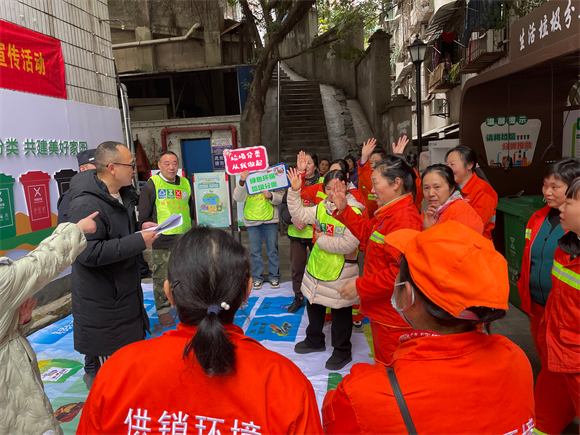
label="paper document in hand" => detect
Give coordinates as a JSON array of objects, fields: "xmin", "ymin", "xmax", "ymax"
[{"xmin": 144, "ymin": 213, "xmax": 183, "ymax": 234}]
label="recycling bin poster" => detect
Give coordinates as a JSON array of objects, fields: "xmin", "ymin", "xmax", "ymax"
[
  {"xmin": 192, "ymin": 171, "xmax": 231, "ymax": 228},
  {"xmin": 0, "ymin": 88, "xmax": 123, "ymax": 259},
  {"xmin": 480, "ymin": 115, "xmax": 541, "ymax": 168}
]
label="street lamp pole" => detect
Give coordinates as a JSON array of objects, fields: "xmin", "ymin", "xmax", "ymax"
[
  {"xmin": 407, "ymin": 35, "xmax": 427, "ymax": 156},
  {"xmin": 415, "ymin": 61, "xmax": 423, "ymax": 156}
]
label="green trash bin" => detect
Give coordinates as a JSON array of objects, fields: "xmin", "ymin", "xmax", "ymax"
[
  {"xmin": 0, "ymin": 173, "xmax": 17, "ymax": 240},
  {"xmin": 496, "ymin": 195, "xmax": 546, "ymax": 309}
]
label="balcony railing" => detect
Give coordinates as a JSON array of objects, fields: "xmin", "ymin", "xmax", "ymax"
[{"xmin": 428, "ymin": 62, "xmax": 461, "ymax": 93}]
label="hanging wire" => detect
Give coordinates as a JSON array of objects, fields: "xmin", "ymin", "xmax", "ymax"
[{"xmin": 541, "ymin": 62, "xmax": 561, "ymax": 164}]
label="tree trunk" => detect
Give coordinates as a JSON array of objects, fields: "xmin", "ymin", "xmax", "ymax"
[{"xmin": 248, "ymin": 89, "xmax": 265, "ymax": 146}]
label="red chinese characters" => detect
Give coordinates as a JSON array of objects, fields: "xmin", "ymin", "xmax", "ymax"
[{"xmin": 224, "ymin": 145, "xmax": 269, "ymax": 175}]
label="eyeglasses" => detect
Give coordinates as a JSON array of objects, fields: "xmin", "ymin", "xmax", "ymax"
[{"xmin": 111, "ymin": 161, "xmax": 136, "ymax": 170}]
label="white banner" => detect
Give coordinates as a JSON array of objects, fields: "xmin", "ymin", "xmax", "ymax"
[{"xmin": 0, "ymin": 88, "xmax": 123, "ymax": 257}]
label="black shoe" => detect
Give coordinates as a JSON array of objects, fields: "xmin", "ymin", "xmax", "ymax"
[
  {"xmin": 294, "ymin": 340, "xmax": 326, "ymax": 354},
  {"xmin": 325, "ymin": 354, "xmax": 352, "ymax": 371},
  {"xmin": 288, "ymin": 297, "xmax": 306, "ymax": 313}
]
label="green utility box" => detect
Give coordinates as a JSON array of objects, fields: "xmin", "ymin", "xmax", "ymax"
[{"xmin": 496, "ymin": 195, "xmax": 546, "ymax": 309}]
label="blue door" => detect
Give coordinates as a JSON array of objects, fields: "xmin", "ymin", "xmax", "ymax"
[{"xmin": 181, "ymin": 139, "xmax": 213, "ymax": 176}]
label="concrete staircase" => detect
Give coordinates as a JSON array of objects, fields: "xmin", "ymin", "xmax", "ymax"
[{"xmin": 274, "ymin": 69, "xmax": 331, "ymax": 168}]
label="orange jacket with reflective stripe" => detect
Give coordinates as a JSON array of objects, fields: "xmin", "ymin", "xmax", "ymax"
[
  {"xmin": 538, "ymin": 245, "xmax": 580, "ymax": 373},
  {"xmin": 357, "ymin": 160, "xmax": 378, "ymax": 217},
  {"xmin": 461, "ymin": 173, "xmax": 498, "ymax": 240},
  {"xmin": 322, "ymin": 331, "xmax": 535, "ymax": 435},
  {"xmin": 334, "ymin": 194, "xmax": 422, "ymax": 326},
  {"xmin": 77, "ymin": 324, "xmax": 323, "ymax": 434},
  {"xmin": 517, "ymin": 205, "xmax": 551, "ymax": 315},
  {"xmin": 421, "ymin": 198, "xmax": 484, "ymax": 234}
]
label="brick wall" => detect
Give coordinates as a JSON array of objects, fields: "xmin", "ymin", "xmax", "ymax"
[{"xmin": 0, "ymin": 0, "xmax": 118, "ymax": 109}]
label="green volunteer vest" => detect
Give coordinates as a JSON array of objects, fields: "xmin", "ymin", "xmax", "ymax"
[
  {"xmin": 152, "ymin": 175, "xmax": 192, "ymax": 235},
  {"xmin": 306, "ymin": 202, "xmax": 361, "ymax": 281},
  {"xmin": 288, "ymin": 177, "xmax": 324, "ymax": 239},
  {"xmin": 244, "ymin": 193, "xmax": 274, "ymax": 221}
]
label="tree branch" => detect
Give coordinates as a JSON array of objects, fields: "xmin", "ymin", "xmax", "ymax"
[
  {"xmin": 277, "ymin": 32, "xmax": 340, "ymax": 61},
  {"xmin": 240, "ymin": 0, "xmax": 264, "ymax": 49}
]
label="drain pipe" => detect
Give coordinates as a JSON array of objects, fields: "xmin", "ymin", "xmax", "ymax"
[
  {"xmin": 112, "ymin": 23, "xmax": 202, "ymax": 49},
  {"xmin": 277, "ymin": 61, "xmax": 281, "ymax": 164},
  {"xmin": 160, "ymin": 125, "xmax": 238, "ymax": 152}
]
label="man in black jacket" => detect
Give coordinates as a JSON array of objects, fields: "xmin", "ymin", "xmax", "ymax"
[{"xmin": 68, "ymin": 142, "xmax": 158, "ymax": 386}]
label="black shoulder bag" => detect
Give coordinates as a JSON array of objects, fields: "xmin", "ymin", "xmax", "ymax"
[{"xmin": 386, "ymin": 367, "xmax": 417, "ymax": 435}]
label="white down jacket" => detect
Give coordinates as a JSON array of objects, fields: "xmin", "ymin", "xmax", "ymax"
[
  {"xmin": 287, "ymin": 188, "xmax": 362, "ymax": 309},
  {"xmin": 0, "ymin": 223, "xmax": 86, "ymax": 435}
]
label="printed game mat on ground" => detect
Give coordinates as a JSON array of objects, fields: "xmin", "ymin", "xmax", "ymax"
[{"xmin": 29, "ymin": 282, "xmax": 375, "ymax": 433}]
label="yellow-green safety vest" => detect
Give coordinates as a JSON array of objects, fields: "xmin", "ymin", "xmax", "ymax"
[
  {"xmin": 244, "ymin": 193, "xmax": 274, "ymax": 221},
  {"xmin": 306, "ymin": 202, "xmax": 361, "ymax": 281},
  {"xmin": 288, "ymin": 177, "xmax": 324, "ymax": 239},
  {"xmin": 152, "ymin": 174, "xmax": 192, "ymax": 235}
]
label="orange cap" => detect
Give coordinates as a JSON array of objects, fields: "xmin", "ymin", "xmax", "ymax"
[{"xmin": 384, "ymin": 221, "xmax": 509, "ymax": 318}]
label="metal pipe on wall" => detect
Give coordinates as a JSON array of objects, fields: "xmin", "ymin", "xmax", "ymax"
[{"xmin": 277, "ymin": 61, "xmax": 281, "ymax": 164}]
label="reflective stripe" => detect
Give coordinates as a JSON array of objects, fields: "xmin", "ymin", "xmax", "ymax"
[
  {"xmin": 316, "ymin": 191, "xmax": 327, "ymax": 199},
  {"xmin": 368, "ymin": 194, "xmax": 376, "ymax": 201},
  {"xmin": 370, "ymin": 231, "xmax": 385, "ymax": 244},
  {"xmin": 552, "ymin": 260, "xmax": 580, "ymax": 290},
  {"xmin": 525, "ymin": 228, "xmax": 532, "ymax": 240}
]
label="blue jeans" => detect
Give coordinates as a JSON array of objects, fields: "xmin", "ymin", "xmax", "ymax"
[{"xmin": 247, "ymin": 223, "xmax": 280, "ymax": 283}]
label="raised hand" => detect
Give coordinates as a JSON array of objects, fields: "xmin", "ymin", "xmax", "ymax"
[
  {"xmin": 296, "ymin": 151, "xmax": 307, "ymax": 172},
  {"xmin": 330, "ymin": 178, "xmax": 348, "ymax": 212},
  {"xmin": 361, "ymin": 138, "xmax": 377, "ymax": 164},
  {"xmin": 287, "ymin": 167, "xmax": 302, "ymax": 191},
  {"xmin": 240, "ymin": 170, "xmax": 251, "ymax": 182},
  {"xmin": 423, "ymin": 204, "xmax": 439, "ymax": 229},
  {"xmin": 392, "ymin": 135, "xmax": 409, "ymax": 155}
]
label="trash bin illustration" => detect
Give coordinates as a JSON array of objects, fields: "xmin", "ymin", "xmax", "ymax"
[
  {"xmin": 0, "ymin": 173, "xmax": 17, "ymax": 239},
  {"xmin": 19, "ymin": 171, "xmax": 53, "ymax": 232},
  {"xmin": 54, "ymin": 169, "xmax": 78, "ymax": 197}
]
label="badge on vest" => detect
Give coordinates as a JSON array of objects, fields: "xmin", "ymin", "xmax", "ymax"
[
  {"xmin": 319, "ymin": 222, "xmax": 342, "ymax": 237},
  {"xmin": 158, "ymin": 189, "xmax": 167, "ymax": 199}
]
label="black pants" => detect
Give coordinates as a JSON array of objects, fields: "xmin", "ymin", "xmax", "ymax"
[
  {"xmin": 290, "ymin": 239, "xmax": 314, "ymax": 296},
  {"xmin": 305, "ymin": 301, "xmax": 353, "ymax": 359},
  {"xmin": 85, "ymin": 355, "xmax": 111, "ymax": 374}
]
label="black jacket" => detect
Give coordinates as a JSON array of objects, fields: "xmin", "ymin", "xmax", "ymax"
[{"xmin": 68, "ymin": 170, "xmax": 149, "ymax": 356}]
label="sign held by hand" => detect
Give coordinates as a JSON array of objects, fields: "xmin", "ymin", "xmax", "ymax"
[{"xmin": 223, "ymin": 146, "xmax": 269, "ymax": 175}]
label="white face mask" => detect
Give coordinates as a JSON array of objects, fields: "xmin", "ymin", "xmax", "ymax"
[{"xmin": 391, "ymin": 281, "xmax": 415, "ymax": 327}]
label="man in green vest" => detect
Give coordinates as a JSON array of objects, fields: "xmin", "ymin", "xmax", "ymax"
[
  {"xmin": 234, "ymin": 170, "xmax": 284, "ymax": 290},
  {"xmin": 139, "ymin": 151, "xmax": 193, "ymax": 327}
]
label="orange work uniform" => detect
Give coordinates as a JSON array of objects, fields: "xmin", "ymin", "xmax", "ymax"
[
  {"xmin": 534, "ymin": 239, "xmax": 580, "ymax": 434},
  {"xmin": 357, "ymin": 160, "xmax": 378, "ymax": 216},
  {"xmin": 421, "ymin": 198, "xmax": 484, "ymax": 234},
  {"xmin": 77, "ymin": 324, "xmax": 323, "ymax": 435},
  {"xmin": 413, "ymin": 168, "xmax": 424, "ymax": 211},
  {"xmin": 323, "ymin": 331, "xmax": 535, "ymax": 434},
  {"xmin": 461, "ymin": 173, "xmax": 498, "ymax": 240},
  {"xmin": 517, "ymin": 205, "xmax": 552, "ymax": 357},
  {"xmin": 334, "ymin": 193, "xmax": 422, "ymax": 364}
]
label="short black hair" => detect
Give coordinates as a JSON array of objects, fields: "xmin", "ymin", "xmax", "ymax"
[
  {"xmin": 422, "ymin": 164, "xmax": 461, "ymax": 195},
  {"xmin": 159, "ymin": 151, "xmax": 178, "ymax": 161},
  {"xmin": 305, "ymin": 151, "xmax": 319, "ymax": 168},
  {"xmin": 370, "ymin": 147, "xmax": 387, "ymax": 160},
  {"xmin": 566, "ymin": 177, "xmax": 580, "ymax": 200},
  {"xmin": 323, "ymin": 169, "xmax": 348, "ymax": 188},
  {"xmin": 95, "ymin": 141, "xmax": 124, "ymax": 173},
  {"xmin": 168, "ymin": 226, "xmax": 251, "ymax": 377},
  {"xmin": 445, "ymin": 145, "xmax": 477, "ymax": 172},
  {"xmin": 320, "ymin": 158, "xmax": 331, "ymax": 165},
  {"xmin": 545, "ymin": 158, "xmax": 580, "ymax": 187},
  {"xmin": 374, "ymin": 155, "xmax": 416, "ymax": 197}
]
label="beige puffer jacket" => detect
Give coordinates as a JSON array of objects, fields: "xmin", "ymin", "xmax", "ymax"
[
  {"xmin": 287, "ymin": 189, "xmax": 362, "ymax": 309},
  {"xmin": 0, "ymin": 223, "xmax": 86, "ymax": 435}
]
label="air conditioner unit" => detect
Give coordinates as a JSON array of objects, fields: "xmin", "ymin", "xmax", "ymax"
[{"xmin": 431, "ymin": 98, "xmax": 446, "ymax": 115}]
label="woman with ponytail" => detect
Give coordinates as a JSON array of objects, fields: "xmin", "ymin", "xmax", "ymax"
[{"xmin": 77, "ymin": 227, "xmax": 323, "ymax": 434}]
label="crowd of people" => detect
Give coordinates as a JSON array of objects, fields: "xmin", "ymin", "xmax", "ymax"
[{"xmin": 0, "ymin": 138, "xmax": 578, "ymax": 434}]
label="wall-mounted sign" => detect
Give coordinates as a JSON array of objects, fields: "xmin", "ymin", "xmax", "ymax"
[
  {"xmin": 211, "ymin": 138, "xmax": 233, "ymax": 171},
  {"xmin": 562, "ymin": 109, "xmax": 580, "ymax": 158},
  {"xmin": 0, "ymin": 19, "xmax": 66, "ymax": 99},
  {"xmin": 192, "ymin": 171, "xmax": 231, "ymax": 228},
  {"xmin": 223, "ymin": 146, "xmax": 268, "ymax": 175},
  {"xmin": 245, "ymin": 164, "xmax": 289, "ymax": 195},
  {"xmin": 480, "ymin": 115, "xmax": 541, "ymax": 168},
  {"xmin": 510, "ymin": 0, "xmax": 580, "ymax": 61}
]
